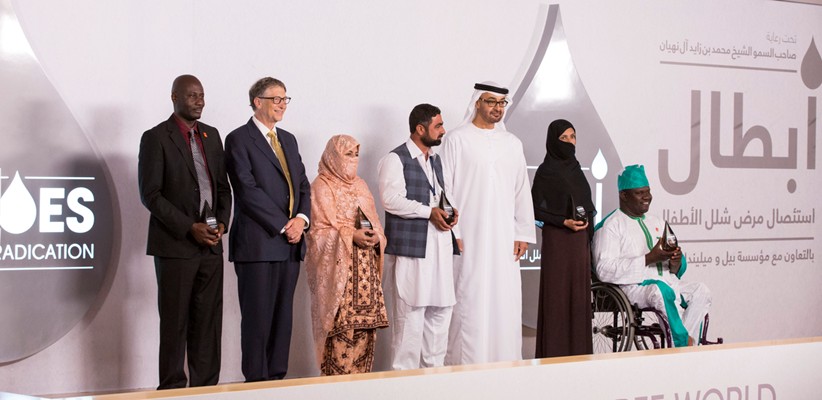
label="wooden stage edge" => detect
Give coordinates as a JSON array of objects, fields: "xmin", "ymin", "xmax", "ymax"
[{"xmin": 40, "ymin": 336, "xmax": 822, "ymax": 400}]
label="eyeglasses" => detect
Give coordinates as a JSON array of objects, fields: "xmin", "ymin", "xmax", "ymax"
[
  {"xmin": 481, "ymin": 98, "xmax": 509, "ymax": 108},
  {"xmin": 258, "ymin": 96, "xmax": 292, "ymax": 104}
]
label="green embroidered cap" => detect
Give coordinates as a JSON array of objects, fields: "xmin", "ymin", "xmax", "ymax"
[{"xmin": 617, "ymin": 164, "xmax": 649, "ymax": 191}]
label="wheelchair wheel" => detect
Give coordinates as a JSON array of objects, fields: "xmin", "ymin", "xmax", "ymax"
[
  {"xmin": 591, "ymin": 282, "xmax": 635, "ymax": 353},
  {"xmin": 632, "ymin": 307, "xmax": 672, "ymax": 350}
]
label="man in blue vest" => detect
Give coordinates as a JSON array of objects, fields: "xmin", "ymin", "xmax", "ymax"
[{"xmin": 378, "ymin": 103, "xmax": 461, "ymax": 370}]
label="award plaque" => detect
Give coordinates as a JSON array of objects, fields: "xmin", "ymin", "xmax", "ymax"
[
  {"xmin": 567, "ymin": 195, "xmax": 587, "ymax": 223},
  {"xmin": 356, "ymin": 206, "xmax": 373, "ymax": 230},
  {"xmin": 201, "ymin": 201, "xmax": 218, "ymax": 230},
  {"xmin": 573, "ymin": 206, "xmax": 587, "ymax": 223},
  {"xmin": 661, "ymin": 221, "xmax": 678, "ymax": 251},
  {"xmin": 439, "ymin": 192, "xmax": 455, "ymax": 224},
  {"xmin": 356, "ymin": 206, "xmax": 377, "ymax": 249}
]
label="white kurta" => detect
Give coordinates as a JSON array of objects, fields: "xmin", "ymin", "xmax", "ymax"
[
  {"xmin": 592, "ymin": 210, "xmax": 712, "ymax": 343},
  {"xmin": 440, "ymin": 123, "xmax": 536, "ymax": 365},
  {"xmin": 378, "ymin": 140, "xmax": 456, "ymax": 369}
]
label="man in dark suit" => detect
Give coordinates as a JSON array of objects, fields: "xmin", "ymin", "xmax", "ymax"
[
  {"xmin": 138, "ymin": 74, "xmax": 231, "ymax": 389},
  {"xmin": 225, "ymin": 77, "xmax": 310, "ymax": 382}
]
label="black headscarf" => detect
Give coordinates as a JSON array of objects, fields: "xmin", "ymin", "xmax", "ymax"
[{"xmin": 531, "ymin": 119, "xmax": 595, "ymax": 224}]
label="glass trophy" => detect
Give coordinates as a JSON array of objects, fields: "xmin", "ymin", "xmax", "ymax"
[
  {"xmin": 661, "ymin": 221, "xmax": 678, "ymax": 251},
  {"xmin": 356, "ymin": 206, "xmax": 377, "ymax": 249},
  {"xmin": 356, "ymin": 206, "xmax": 373, "ymax": 230},
  {"xmin": 574, "ymin": 206, "xmax": 587, "ymax": 223},
  {"xmin": 567, "ymin": 195, "xmax": 587, "ymax": 223},
  {"xmin": 201, "ymin": 201, "xmax": 218, "ymax": 230},
  {"xmin": 439, "ymin": 192, "xmax": 455, "ymax": 224}
]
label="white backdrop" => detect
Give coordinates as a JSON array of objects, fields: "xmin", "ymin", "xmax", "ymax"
[{"xmin": 1, "ymin": 0, "xmax": 820, "ymax": 396}]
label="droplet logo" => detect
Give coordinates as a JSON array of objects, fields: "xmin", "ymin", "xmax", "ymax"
[
  {"xmin": 0, "ymin": 171, "xmax": 37, "ymax": 234},
  {"xmin": 506, "ymin": 5, "xmax": 623, "ymax": 224},
  {"xmin": 505, "ymin": 4, "xmax": 623, "ymax": 331},
  {"xmin": 0, "ymin": 3, "xmax": 116, "ymax": 364},
  {"xmin": 800, "ymin": 37, "xmax": 822, "ymax": 90},
  {"xmin": 591, "ymin": 150, "xmax": 608, "ymax": 180},
  {"xmin": 590, "ymin": 150, "xmax": 609, "ymax": 224}
]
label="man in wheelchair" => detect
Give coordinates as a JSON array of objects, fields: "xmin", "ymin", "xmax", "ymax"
[{"xmin": 592, "ymin": 165, "xmax": 711, "ymax": 347}]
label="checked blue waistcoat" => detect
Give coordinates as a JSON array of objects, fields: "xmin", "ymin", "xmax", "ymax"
[{"xmin": 384, "ymin": 144, "xmax": 445, "ymax": 258}]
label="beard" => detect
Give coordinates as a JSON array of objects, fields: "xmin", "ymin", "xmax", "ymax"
[
  {"xmin": 420, "ymin": 127, "xmax": 442, "ymax": 147},
  {"xmin": 421, "ymin": 136, "xmax": 442, "ymax": 147}
]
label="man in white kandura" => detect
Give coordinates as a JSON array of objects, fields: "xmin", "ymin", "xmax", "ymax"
[
  {"xmin": 378, "ymin": 103, "xmax": 460, "ymax": 370},
  {"xmin": 440, "ymin": 82, "xmax": 536, "ymax": 364},
  {"xmin": 592, "ymin": 164, "xmax": 712, "ymax": 347}
]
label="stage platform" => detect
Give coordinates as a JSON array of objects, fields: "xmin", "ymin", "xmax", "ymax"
[{"xmin": 4, "ymin": 337, "xmax": 818, "ymax": 400}]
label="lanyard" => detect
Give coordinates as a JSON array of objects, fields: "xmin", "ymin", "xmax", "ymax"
[{"xmin": 424, "ymin": 156, "xmax": 438, "ymax": 197}]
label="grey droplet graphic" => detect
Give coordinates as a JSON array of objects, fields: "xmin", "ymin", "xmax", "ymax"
[
  {"xmin": 506, "ymin": 5, "xmax": 622, "ymax": 217},
  {"xmin": 801, "ymin": 37, "xmax": 822, "ymax": 90},
  {"xmin": 787, "ymin": 179, "xmax": 796, "ymax": 193},
  {"xmin": 505, "ymin": 5, "xmax": 623, "ymax": 330},
  {"xmin": 0, "ymin": 0, "xmax": 116, "ymax": 363}
]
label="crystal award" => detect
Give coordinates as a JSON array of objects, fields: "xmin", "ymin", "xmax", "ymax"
[
  {"xmin": 439, "ymin": 192, "xmax": 455, "ymax": 224},
  {"xmin": 567, "ymin": 195, "xmax": 587, "ymax": 224},
  {"xmin": 356, "ymin": 206, "xmax": 372, "ymax": 230},
  {"xmin": 201, "ymin": 201, "xmax": 218, "ymax": 230},
  {"xmin": 661, "ymin": 221, "xmax": 678, "ymax": 251},
  {"xmin": 574, "ymin": 206, "xmax": 587, "ymax": 223}
]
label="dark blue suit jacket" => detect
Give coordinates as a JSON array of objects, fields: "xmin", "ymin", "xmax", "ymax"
[{"xmin": 225, "ymin": 118, "xmax": 311, "ymax": 262}]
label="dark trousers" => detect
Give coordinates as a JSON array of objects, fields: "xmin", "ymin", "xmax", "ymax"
[
  {"xmin": 154, "ymin": 253, "xmax": 223, "ymax": 390},
  {"xmin": 235, "ymin": 260, "xmax": 301, "ymax": 382}
]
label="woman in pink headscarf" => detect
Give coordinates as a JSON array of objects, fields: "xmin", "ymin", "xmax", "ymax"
[{"xmin": 305, "ymin": 134, "xmax": 389, "ymax": 375}]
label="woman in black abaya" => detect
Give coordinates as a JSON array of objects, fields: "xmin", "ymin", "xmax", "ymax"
[{"xmin": 532, "ymin": 119, "xmax": 595, "ymax": 358}]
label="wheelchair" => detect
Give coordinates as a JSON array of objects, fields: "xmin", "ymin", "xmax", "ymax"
[{"xmin": 591, "ymin": 281, "xmax": 722, "ymax": 353}]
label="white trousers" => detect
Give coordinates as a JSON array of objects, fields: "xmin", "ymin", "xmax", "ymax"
[
  {"xmin": 391, "ymin": 296, "xmax": 453, "ymax": 370},
  {"xmin": 623, "ymin": 281, "xmax": 712, "ymax": 342}
]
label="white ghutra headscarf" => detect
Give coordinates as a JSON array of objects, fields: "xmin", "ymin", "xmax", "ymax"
[{"xmin": 455, "ymin": 81, "xmax": 513, "ymax": 131}]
